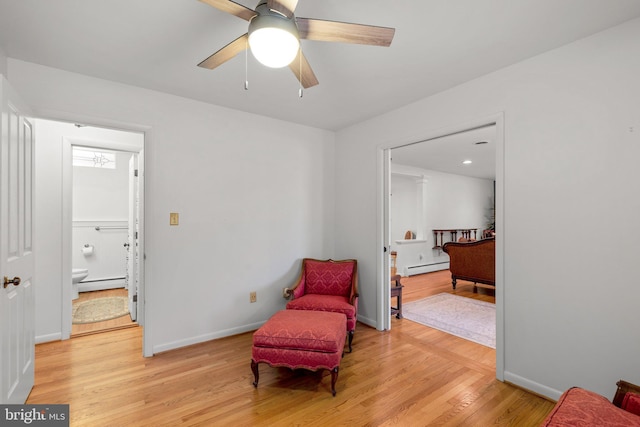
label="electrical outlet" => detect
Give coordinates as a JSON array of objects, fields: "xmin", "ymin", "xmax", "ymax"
[{"xmin": 250, "ymin": 291, "xmax": 257, "ymax": 303}]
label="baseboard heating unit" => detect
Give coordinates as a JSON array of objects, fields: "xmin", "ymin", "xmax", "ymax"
[
  {"xmin": 405, "ymin": 261, "xmax": 449, "ymax": 276},
  {"xmin": 78, "ymin": 277, "xmax": 125, "ymax": 292}
]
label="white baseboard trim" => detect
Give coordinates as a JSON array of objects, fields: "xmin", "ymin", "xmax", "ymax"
[
  {"xmin": 357, "ymin": 314, "xmax": 377, "ymax": 329},
  {"xmin": 36, "ymin": 332, "xmax": 62, "ymax": 344},
  {"xmin": 152, "ymin": 314, "xmax": 383, "ymax": 355},
  {"xmin": 503, "ymin": 371, "xmax": 562, "ymax": 401},
  {"xmin": 404, "ymin": 262, "xmax": 449, "ymax": 276},
  {"xmin": 152, "ymin": 321, "xmax": 266, "ymax": 355}
]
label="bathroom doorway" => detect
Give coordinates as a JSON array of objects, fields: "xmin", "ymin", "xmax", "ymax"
[
  {"xmin": 64, "ymin": 126, "xmax": 144, "ymax": 337},
  {"xmin": 70, "ymin": 145, "xmax": 141, "ymax": 336},
  {"xmin": 33, "ymin": 118, "xmax": 145, "ymax": 341}
]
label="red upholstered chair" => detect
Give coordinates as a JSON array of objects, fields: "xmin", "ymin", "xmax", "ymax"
[
  {"xmin": 541, "ymin": 380, "xmax": 640, "ymax": 426},
  {"xmin": 284, "ymin": 258, "xmax": 358, "ymax": 352}
]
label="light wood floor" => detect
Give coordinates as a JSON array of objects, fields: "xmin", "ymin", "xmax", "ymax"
[
  {"xmin": 398, "ymin": 269, "xmax": 496, "ymax": 305},
  {"xmin": 71, "ymin": 288, "xmax": 137, "ymax": 336},
  {"xmin": 29, "ymin": 271, "xmax": 555, "ymax": 426}
]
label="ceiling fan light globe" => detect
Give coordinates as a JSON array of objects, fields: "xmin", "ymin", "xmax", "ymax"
[{"xmin": 249, "ymin": 27, "xmax": 299, "ymax": 68}]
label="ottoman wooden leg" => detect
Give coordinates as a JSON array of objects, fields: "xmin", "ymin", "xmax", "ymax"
[
  {"xmin": 330, "ymin": 367, "xmax": 339, "ymax": 397},
  {"xmin": 251, "ymin": 359, "xmax": 259, "ymax": 388}
]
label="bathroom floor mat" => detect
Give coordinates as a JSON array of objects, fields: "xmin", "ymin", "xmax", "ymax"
[{"xmin": 72, "ymin": 296, "xmax": 129, "ymax": 324}]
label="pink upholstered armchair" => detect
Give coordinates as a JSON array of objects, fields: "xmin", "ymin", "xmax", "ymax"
[{"xmin": 284, "ymin": 258, "xmax": 359, "ymax": 352}]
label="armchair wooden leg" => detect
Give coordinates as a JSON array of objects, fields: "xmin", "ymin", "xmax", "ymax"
[
  {"xmin": 452, "ymin": 277, "xmax": 457, "ymax": 290},
  {"xmin": 251, "ymin": 359, "xmax": 259, "ymax": 388},
  {"xmin": 348, "ymin": 330, "xmax": 354, "ymax": 353}
]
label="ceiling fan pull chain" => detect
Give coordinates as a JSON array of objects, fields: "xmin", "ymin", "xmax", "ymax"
[
  {"xmin": 298, "ymin": 48, "xmax": 303, "ymax": 98},
  {"xmin": 244, "ymin": 37, "xmax": 249, "ymax": 90}
]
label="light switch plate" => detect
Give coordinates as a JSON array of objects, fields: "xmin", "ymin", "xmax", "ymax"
[{"xmin": 170, "ymin": 212, "xmax": 179, "ymax": 226}]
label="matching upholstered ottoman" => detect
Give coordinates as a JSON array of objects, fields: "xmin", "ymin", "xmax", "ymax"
[{"xmin": 251, "ymin": 310, "xmax": 347, "ymax": 396}]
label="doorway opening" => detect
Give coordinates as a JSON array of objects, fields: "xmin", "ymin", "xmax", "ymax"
[
  {"xmin": 379, "ymin": 114, "xmax": 504, "ymax": 379},
  {"xmin": 34, "ymin": 118, "xmax": 146, "ymax": 345},
  {"xmin": 63, "ymin": 124, "xmax": 144, "ymax": 339},
  {"xmin": 70, "ymin": 145, "xmax": 141, "ymax": 336}
]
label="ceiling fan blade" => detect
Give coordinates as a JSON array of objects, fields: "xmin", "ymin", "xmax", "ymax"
[
  {"xmin": 267, "ymin": 0, "xmax": 298, "ymax": 18},
  {"xmin": 198, "ymin": 33, "xmax": 249, "ymax": 70},
  {"xmin": 198, "ymin": 0, "xmax": 257, "ymax": 21},
  {"xmin": 289, "ymin": 50, "xmax": 319, "ymax": 89},
  {"xmin": 296, "ymin": 18, "xmax": 395, "ymax": 47}
]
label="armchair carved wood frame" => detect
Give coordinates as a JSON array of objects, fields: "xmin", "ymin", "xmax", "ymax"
[{"xmin": 284, "ymin": 258, "xmax": 359, "ymax": 352}]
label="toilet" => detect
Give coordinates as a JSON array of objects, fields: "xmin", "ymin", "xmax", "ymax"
[{"xmin": 71, "ymin": 268, "xmax": 89, "ymax": 300}]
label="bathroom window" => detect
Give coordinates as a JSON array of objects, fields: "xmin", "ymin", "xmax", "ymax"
[{"xmin": 72, "ymin": 147, "xmax": 116, "ymax": 169}]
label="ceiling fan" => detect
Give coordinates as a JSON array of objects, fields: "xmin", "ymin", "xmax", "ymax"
[{"xmin": 197, "ymin": 0, "xmax": 396, "ymax": 89}]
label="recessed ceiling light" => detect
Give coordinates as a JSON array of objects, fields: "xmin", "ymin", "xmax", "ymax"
[{"xmin": 463, "ymin": 160, "xmax": 472, "ymax": 165}]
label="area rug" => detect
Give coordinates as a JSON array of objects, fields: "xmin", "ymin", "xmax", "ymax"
[
  {"xmin": 72, "ymin": 296, "xmax": 129, "ymax": 324},
  {"xmin": 402, "ymin": 293, "xmax": 495, "ymax": 348}
]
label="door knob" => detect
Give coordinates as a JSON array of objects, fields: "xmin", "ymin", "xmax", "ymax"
[{"xmin": 3, "ymin": 276, "xmax": 21, "ymax": 289}]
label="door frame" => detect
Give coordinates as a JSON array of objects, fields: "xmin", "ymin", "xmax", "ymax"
[
  {"xmin": 40, "ymin": 112, "xmax": 153, "ymax": 357},
  {"xmin": 377, "ymin": 112, "xmax": 505, "ymax": 380}
]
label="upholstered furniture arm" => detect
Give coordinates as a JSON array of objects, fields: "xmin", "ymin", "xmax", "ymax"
[
  {"xmin": 613, "ymin": 380, "xmax": 640, "ymax": 408},
  {"xmin": 283, "ymin": 262, "xmax": 306, "ymax": 299},
  {"xmin": 349, "ymin": 262, "xmax": 359, "ymax": 305}
]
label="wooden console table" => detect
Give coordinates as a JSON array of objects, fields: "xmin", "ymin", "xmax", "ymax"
[
  {"xmin": 390, "ymin": 275, "xmax": 403, "ymax": 319},
  {"xmin": 432, "ymin": 228, "xmax": 478, "ymax": 249}
]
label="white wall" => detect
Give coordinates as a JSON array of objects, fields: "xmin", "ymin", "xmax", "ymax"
[
  {"xmin": 390, "ymin": 174, "xmax": 417, "ymax": 242},
  {"xmin": 335, "ymin": 18, "xmax": 640, "ymax": 400},
  {"xmin": 17, "ymin": 61, "xmax": 335, "ymax": 351},
  {"xmin": 73, "ymin": 150, "xmax": 132, "ymax": 220},
  {"xmin": 0, "ymin": 46, "xmax": 7, "ymax": 77},
  {"xmin": 72, "ymin": 223, "xmax": 127, "ymax": 285},
  {"xmin": 390, "ymin": 167, "xmax": 493, "ymax": 243},
  {"xmin": 390, "ymin": 167, "xmax": 493, "ymax": 275}
]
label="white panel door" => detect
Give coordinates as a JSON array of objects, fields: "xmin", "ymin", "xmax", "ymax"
[
  {"xmin": 0, "ymin": 77, "xmax": 35, "ymax": 404},
  {"xmin": 127, "ymin": 154, "xmax": 138, "ymax": 321}
]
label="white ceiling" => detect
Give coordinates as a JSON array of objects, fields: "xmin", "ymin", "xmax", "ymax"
[
  {"xmin": 391, "ymin": 125, "xmax": 496, "ymax": 180},
  {"xmin": 1, "ymin": 1, "xmax": 640, "ymax": 132}
]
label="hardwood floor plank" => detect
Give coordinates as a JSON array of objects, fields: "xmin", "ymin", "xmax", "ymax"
[{"xmin": 28, "ymin": 270, "xmax": 554, "ymax": 426}]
